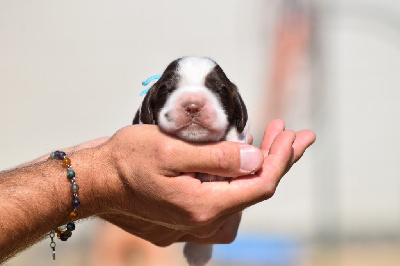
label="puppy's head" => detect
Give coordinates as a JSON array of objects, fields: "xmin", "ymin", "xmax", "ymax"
[{"xmin": 135, "ymin": 57, "xmax": 247, "ymax": 142}]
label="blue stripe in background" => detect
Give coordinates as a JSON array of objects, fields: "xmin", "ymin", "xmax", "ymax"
[{"xmin": 212, "ymin": 234, "xmax": 305, "ymax": 265}]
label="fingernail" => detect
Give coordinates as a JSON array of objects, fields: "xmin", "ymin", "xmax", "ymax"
[{"xmin": 240, "ymin": 145, "xmax": 262, "ymax": 173}]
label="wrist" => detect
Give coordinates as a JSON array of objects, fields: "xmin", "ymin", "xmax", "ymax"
[
  {"xmin": 67, "ymin": 144, "xmax": 116, "ymax": 219},
  {"xmin": 41, "ymin": 147, "xmax": 116, "ymax": 260}
]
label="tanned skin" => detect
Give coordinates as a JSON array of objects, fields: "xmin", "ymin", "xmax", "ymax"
[{"xmin": 0, "ymin": 120, "xmax": 315, "ymax": 264}]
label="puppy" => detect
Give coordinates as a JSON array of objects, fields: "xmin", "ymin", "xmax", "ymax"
[{"xmin": 133, "ymin": 56, "xmax": 248, "ymax": 266}]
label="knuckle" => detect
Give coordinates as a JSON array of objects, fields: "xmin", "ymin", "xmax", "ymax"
[
  {"xmin": 264, "ymin": 183, "xmax": 277, "ymax": 199},
  {"xmin": 185, "ymin": 205, "xmax": 217, "ymax": 228},
  {"xmin": 157, "ymin": 139, "xmax": 177, "ymax": 162},
  {"xmin": 158, "ymin": 139, "xmax": 174, "ymax": 156},
  {"xmin": 185, "ymin": 208, "xmax": 221, "ymax": 238},
  {"xmin": 211, "ymin": 144, "xmax": 237, "ymax": 173},
  {"xmin": 190, "ymin": 211, "xmax": 214, "ymax": 227}
]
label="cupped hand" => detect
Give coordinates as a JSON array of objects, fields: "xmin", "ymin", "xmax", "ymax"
[{"xmin": 93, "ymin": 119, "xmax": 315, "ymax": 246}]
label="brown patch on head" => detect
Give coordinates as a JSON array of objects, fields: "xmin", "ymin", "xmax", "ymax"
[
  {"xmin": 134, "ymin": 59, "xmax": 181, "ymax": 124},
  {"xmin": 204, "ymin": 65, "xmax": 248, "ymax": 133}
]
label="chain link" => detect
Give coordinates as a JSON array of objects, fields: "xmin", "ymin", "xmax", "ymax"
[{"xmin": 49, "ymin": 230, "xmax": 56, "ymax": 260}]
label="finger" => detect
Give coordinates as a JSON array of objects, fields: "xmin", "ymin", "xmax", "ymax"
[
  {"xmin": 183, "ymin": 130, "xmax": 296, "ymax": 217},
  {"xmin": 291, "ymin": 129, "xmax": 316, "ymax": 164},
  {"xmin": 167, "ymin": 140, "xmax": 264, "ymax": 177},
  {"xmin": 247, "ymin": 134, "xmax": 254, "ymax": 145},
  {"xmin": 259, "ymin": 119, "xmax": 286, "ymax": 155},
  {"xmin": 179, "ymin": 212, "xmax": 242, "ymax": 244},
  {"xmin": 255, "ymin": 129, "xmax": 296, "ymax": 193}
]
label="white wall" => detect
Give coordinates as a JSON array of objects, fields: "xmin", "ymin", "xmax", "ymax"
[{"xmin": 2, "ymin": 0, "xmax": 400, "ymax": 265}]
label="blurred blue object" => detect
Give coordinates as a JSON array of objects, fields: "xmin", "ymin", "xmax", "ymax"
[{"xmin": 213, "ymin": 234, "xmax": 303, "ymax": 265}]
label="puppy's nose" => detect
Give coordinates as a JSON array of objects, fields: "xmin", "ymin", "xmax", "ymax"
[{"xmin": 184, "ymin": 103, "xmax": 202, "ymax": 117}]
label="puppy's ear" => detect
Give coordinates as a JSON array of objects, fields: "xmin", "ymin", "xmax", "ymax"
[
  {"xmin": 233, "ymin": 89, "xmax": 248, "ymax": 133},
  {"xmin": 135, "ymin": 86, "xmax": 156, "ymax": 124}
]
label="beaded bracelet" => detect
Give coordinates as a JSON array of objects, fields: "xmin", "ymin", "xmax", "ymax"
[{"xmin": 48, "ymin": 150, "xmax": 80, "ymax": 260}]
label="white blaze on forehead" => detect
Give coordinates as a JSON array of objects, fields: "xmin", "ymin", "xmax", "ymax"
[{"xmin": 177, "ymin": 57, "xmax": 216, "ymax": 86}]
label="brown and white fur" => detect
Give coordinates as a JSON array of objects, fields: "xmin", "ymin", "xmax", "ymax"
[{"xmin": 133, "ymin": 56, "xmax": 248, "ymax": 266}]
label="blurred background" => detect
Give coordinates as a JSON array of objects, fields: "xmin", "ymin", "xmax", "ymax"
[{"xmin": 1, "ymin": 0, "xmax": 400, "ymax": 265}]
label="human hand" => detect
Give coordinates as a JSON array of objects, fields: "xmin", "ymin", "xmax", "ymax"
[
  {"xmin": 0, "ymin": 118, "xmax": 313, "ymax": 263},
  {"xmin": 87, "ymin": 119, "xmax": 315, "ymax": 246}
]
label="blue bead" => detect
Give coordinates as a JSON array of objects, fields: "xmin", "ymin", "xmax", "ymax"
[
  {"xmin": 72, "ymin": 198, "xmax": 80, "ymax": 208},
  {"xmin": 66, "ymin": 222, "xmax": 76, "ymax": 231},
  {"xmin": 67, "ymin": 170, "xmax": 75, "ymax": 179},
  {"xmin": 55, "ymin": 151, "xmax": 66, "ymax": 160},
  {"xmin": 50, "ymin": 152, "xmax": 57, "ymax": 159}
]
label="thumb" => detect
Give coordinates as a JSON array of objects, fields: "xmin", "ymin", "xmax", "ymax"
[{"xmin": 168, "ymin": 141, "xmax": 264, "ymax": 178}]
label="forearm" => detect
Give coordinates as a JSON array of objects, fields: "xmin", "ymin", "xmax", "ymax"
[
  {"xmin": 0, "ymin": 123, "xmax": 316, "ymax": 262},
  {"xmin": 0, "ymin": 146, "xmax": 110, "ymax": 263}
]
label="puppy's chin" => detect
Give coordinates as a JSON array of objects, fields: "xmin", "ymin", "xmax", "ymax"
[{"xmin": 173, "ymin": 124, "xmax": 225, "ymax": 143}]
